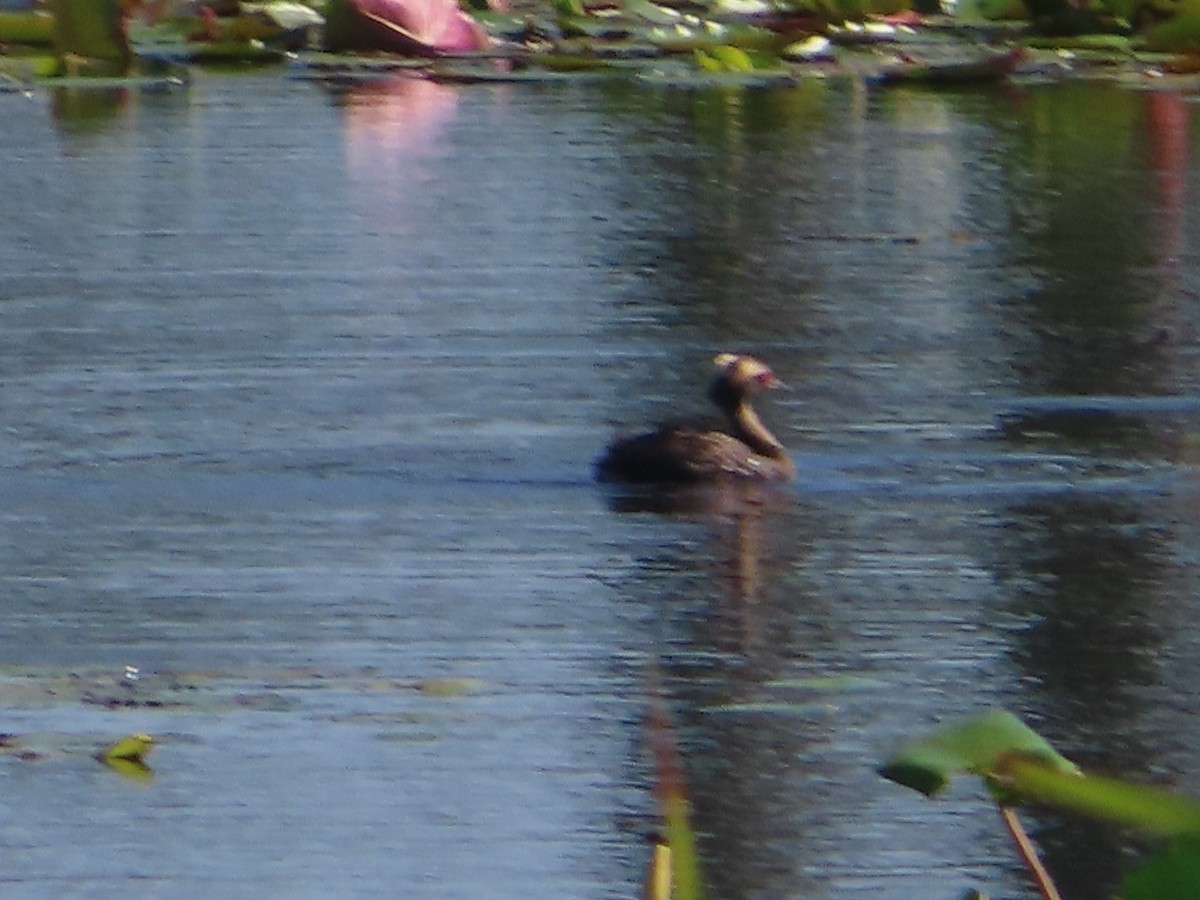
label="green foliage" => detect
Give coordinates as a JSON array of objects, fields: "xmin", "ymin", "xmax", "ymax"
[
  {"xmin": 324, "ymin": 0, "xmax": 379, "ymax": 52},
  {"xmin": 99, "ymin": 733, "xmax": 154, "ymax": 763},
  {"xmin": 784, "ymin": 0, "xmax": 912, "ymax": 17},
  {"xmin": 96, "ymin": 733, "xmax": 155, "ymax": 781},
  {"xmin": 647, "ymin": 698, "xmax": 704, "ymax": 899},
  {"xmin": 1139, "ymin": 10, "xmax": 1200, "ymax": 49},
  {"xmin": 0, "ymin": 10, "xmax": 54, "ymax": 45},
  {"xmin": 626, "ymin": 0, "xmax": 686, "ymax": 25},
  {"xmin": 953, "ymin": 0, "xmax": 1029, "ymax": 21},
  {"xmin": 50, "ymin": 0, "xmax": 132, "ymax": 74},
  {"xmin": 695, "ymin": 44, "xmax": 773, "ymax": 71},
  {"xmin": 883, "ymin": 710, "xmax": 1200, "ymax": 899},
  {"xmin": 551, "ymin": 0, "xmax": 587, "ymax": 19},
  {"xmin": 878, "ymin": 709, "xmax": 1080, "ymax": 798},
  {"xmin": 995, "ymin": 756, "xmax": 1200, "ymax": 837},
  {"xmin": 1124, "ymin": 841, "xmax": 1200, "ymax": 900}
]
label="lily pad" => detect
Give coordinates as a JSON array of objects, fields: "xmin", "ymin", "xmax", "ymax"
[
  {"xmin": 99, "ymin": 733, "xmax": 155, "ymax": 763},
  {"xmin": 879, "ymin": 709, "xmax": 1080, "ymax": 797}
]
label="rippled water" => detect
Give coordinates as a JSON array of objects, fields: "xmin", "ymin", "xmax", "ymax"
[{"xmin": 3, "ymin": 71, "xmax": 1200, "ymax": 898}]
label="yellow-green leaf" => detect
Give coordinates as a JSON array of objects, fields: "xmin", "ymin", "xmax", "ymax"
[{"xmin": 100, "ymin": 733, "xmax": 154, "ymax": 763}]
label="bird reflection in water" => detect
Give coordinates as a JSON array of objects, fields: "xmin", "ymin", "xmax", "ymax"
[{"xmin": 598, "ymin": 353, "xmax": 798, "ymax": 656}]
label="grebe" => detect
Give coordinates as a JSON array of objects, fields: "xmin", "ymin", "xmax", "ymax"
[{"xmin": 596, "ymin": 353, "xmax": 794, "ymax": 484}]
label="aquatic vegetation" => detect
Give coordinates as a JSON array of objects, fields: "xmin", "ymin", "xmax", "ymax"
[
  {"xmin": 645, "ymin": 694, "xmax": 704, "ymax": 900},
  {"xmin": 50, "ymin": 0, "xmax": 133, "ymax": 75},
  {"xmin": 881, "ymin": 709, "xmax": 1200, "ymax": 899},
  {"xmin": 5, "ymin": 0, "xmax": 1200, "ymax": 88},
  {"xmin": 96, "ymin": 733, "xmax": 156, "ymax": 781},
  {"xmin": 98, "ymin": 733, "xmax": 155, "ymax": 763},
  {"xmin": 325, "ymin": 0, "xmax": 492, "ymax": 53}
]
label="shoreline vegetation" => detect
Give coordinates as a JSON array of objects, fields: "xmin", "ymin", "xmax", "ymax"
[{"xmin": 6, "ymin": 0, "xmax": 1200, "ymax": 92}]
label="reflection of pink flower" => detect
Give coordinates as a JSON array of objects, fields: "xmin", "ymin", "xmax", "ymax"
[
  {"xmin": 344, "ymin": 76, "xmax": 459, "ymax": 166},
  {"xmin": 340, "ymin": 77, "xmax": 463, "ymax": 251},
  {"xmin": 350, "ymin": 0, "xmax": 491, "ymax": 53}
]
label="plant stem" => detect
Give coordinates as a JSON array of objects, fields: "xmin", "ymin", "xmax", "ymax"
[
  {"xmin": 642, "ymin": 839, "xmax": 671, "ymax": 900},
  {"xmin": 998, "ymin": 804, "xmax": 1062, "ymax": 900}
]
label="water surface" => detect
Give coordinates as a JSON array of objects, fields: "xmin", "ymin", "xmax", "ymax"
[{"xmin": 3, "ymin": 71, "xmax": 1200, "ymax": 898}]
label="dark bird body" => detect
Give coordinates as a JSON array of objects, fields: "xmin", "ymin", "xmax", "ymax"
[{"xmin": 596, "ymin": 354, "xmax": 794, "ymax": 484}]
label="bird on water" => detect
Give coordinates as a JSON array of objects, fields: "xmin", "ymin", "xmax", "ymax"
[{"xmin": 596, "ymin": 353, "xmax": 794, "ymax": 484}]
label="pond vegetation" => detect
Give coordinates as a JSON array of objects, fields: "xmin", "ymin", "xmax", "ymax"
[{"xmin": 9, "ymin": 0, "xmax": 1200, "ymax": 90}]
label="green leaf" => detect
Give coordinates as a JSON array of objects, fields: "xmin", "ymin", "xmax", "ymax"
[
  {"xmin": 550, "ymin": 0, "xmax": 588, "ymax": 18},
  {"xmin": 51, "ymin": 0, "xmax": 132, "ymax": 74},
  {"xmin": 1124, "ymin": 840, "xmax": 1200, "ymax": 900},
  {"xmin": 97, "ymin": 732, "xmax": 155, "ymax": 780},
  {"xmin": 0, "ymin": 10, "xmax": 55, "ymax": 46},
  {"xmin": 996, "ymin": 757, "xmax": 1200, "ymax": 837},
  {"xmin": 625, "ymin": 0, "xmax": 684, "ymax": 24},
  {"xmin": 709, "ymin": 44, "xmax": 754, "ymax": 70},
  {"xmin": 879, "ymin": 709, "xmax": 1080, "ymax": 797},
  {"xmin": 647, "ymin": 702, "xmax": 704, "ymax": 900},
  {"xmin": 100, "ymin": 733, "xmax": 154, "ymax": 763}
]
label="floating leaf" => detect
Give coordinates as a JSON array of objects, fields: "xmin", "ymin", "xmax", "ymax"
[
  {"xmin": 695, "ymin": 44, "xmax": 753, "ymax": 71},
  {"xmin": 879, "ymin": 709, "xmax": 1079, "ymax": 797},
  {"xmin": 99, "ymin": 732, "xmax": 154, "ymax": 764},
  {"xmin": 50, "ymin": 0, "xmax": 132, "ymax": 74}
]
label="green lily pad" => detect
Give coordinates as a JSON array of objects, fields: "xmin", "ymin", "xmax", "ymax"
[
  {"xmin": 99, "ymin": 733, "xmax": 154, "ymax": 763},
  {"xmin": 879, "ymin": 709, "xmax": 1080, "ymax": 797}
]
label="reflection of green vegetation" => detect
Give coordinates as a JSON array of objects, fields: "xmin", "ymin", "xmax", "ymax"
[
  {"xmin": 882, "ymin": 710, "xmax": 1200, "ymax": 899},
  {"xmin": 1012, "ymin": 85, "xmax": 1154, "ymax": 332}
]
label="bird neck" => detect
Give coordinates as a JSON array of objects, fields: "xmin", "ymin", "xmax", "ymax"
[{"xmin": 728, "ymin": 401, "xmax": 794, "ymax": 476}]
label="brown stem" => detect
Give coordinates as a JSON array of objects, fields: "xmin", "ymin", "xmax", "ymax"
[{"xmin": 998, "ymin": 805, "xmax": 1062, "ymax": 900}]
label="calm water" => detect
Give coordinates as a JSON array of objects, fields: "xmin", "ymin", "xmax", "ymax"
[{"xmin": 3, "ymin": 69, "xmax": 1200, "ymax": 899}]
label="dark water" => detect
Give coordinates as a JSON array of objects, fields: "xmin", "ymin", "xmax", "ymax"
[{"xmin": 3, "ymin": 70, "xmax": 1200, "ymax": 898}]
